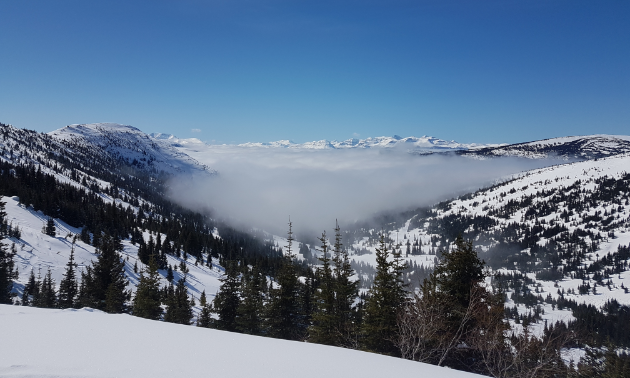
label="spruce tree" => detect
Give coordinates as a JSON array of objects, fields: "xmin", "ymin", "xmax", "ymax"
[
  {"xmin": 361, "ymin": 233, "xmax": 407, "ymax": 355},
  {"xmin": 132, "ymin": 255, "xmax": 163, "ymax": 320},
  {"xmin": 197, "ymin": 290, "xmax": 213, "ymax": 328},
  {"xmin": 0, "ymin": 238, "xmax": 18, "ymax": 304},
  {"xmin": 164, "ymin": 275, "xmax": 193, "ymax": 325},
  {"xmin": 35, "ymin": 268, "xmax": 57, "ymax": 308},
  {"xmin": 331, "ymin": 221, "xmax": 359, "ymax": 347},
  {"xmin": 58, "ymin": 245, "xmax": 78, "ymax": 309},
  {"xmin": 45, "ymin": 217, "xmax": 56, "ymax": 237},
  {"xmin": 236, "ymin": 267, "xmax": 264, "ymax": 335},
  {"xmin": 309, "ymin": 231, "xmax": 337, "ymax": 345},
  {"xmin": 77, "ymin": 235, "xmax": 130, "ymax": 312},
  {"xmin": 264, "ymin": 220, "xmax": 305, "ymax": 340},
  {"xmin": 22, "ymin": 269, "xmax": 37, "ymax": 306},
  {"xmin": 213, "ymin": 260, "xmax": 241, "ymax": 332}
]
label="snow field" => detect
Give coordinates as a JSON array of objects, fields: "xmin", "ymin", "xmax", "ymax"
[{"xmin": 0, "ymin": 304, "xmax": 483, "ymax": 378}]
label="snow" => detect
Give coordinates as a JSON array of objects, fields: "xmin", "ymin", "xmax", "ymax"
[
  {"xmin": 0, "ymin": 304, "xmax": 483, "ymax": 378},
  {"xmin": 2, "ymin": 195, "xmax": 223, "ymax": 309}
]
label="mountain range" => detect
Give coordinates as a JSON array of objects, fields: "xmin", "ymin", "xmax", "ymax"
[{"xmin": 2, "ymin": 121, "xmax": 630, "ymax": 376}]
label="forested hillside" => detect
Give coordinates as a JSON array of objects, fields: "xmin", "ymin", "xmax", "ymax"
[{"xmin": 2, "ymin": 122, "xmax": 630, "ymax": 377}]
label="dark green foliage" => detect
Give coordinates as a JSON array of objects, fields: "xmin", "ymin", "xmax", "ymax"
[
  {"xmin": 264, "ymin": 221, "xmax": 307, "ymax": 340},
  {"xmin": 33, "ymin": 268, "xmax": 57, "ymax": 308},
  {"xmin": 0, "ymin": 244, "xmax": 17, "ymax": 304},
  {"xmin": 235, "ymin": 267, "xmax": 264, "ymax": 335},
  {"xmin": 77, "ymin": 235, "xmax": 130, "ymax": 313},
  {"xmin": 578, "ymin": 347, "xmax": 630, "ymax": 377},
  {"xmin": 361, "ymin": 233, "xmax": 407, "ymax": 355},
  {"xmin": 309, "ymin": 231, "xmax": 336, "ymax": 345},
  {"xmin": 132, "ymin": 256, "xmax": 163, "ymax": 320},
  {"xmin": 331, "ymin": 222, "xmax": 359, "ymax": 347},
  {"xmin": 197, "ymin": 290, "xmax": 213, "ymax": 328},
  {"xmin": 164, "ymin": 276, "xmax": 193, "ymax": 325},
  {"xmin": 213, "ymin": 261, "xmax": 241, "ymax": 332},
  {"xmin": 0, "ymin": 200, "xmax": 18, "ymax": 304},
  {"xmin": 57, "ymin": 245, "xmax": 78, "ymax": 309},
  {"xmin": 21, "ymin": 269, "xmax": 37, "ymax": 306},
  {"xmin": 433, "ymin": 236, "xmax": 485, "ymax": 309},
  {"xmin": 44, "ymin": 217, "xmax": 56, "ymax": 237},
  {"xmin": 166, "ymin": 265, "xmax": 174, "ymax": 282}
]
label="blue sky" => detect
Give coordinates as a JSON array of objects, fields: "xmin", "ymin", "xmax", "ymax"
[{"xmin": 0, "ymin": 0, "xmax": 628, "ymax": 144}]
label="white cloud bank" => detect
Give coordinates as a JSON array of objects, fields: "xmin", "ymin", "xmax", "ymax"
[{"xmin": 167, "ymin": 147, "xmax": 560, "ymax": 236}]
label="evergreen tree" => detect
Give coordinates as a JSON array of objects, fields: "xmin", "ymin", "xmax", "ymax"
[
  {"xmin": 236, "ymin": 267, "xmax": 264, "ymax": 335},
  {"xmin": 132, "ymin": 255, "xmax": 163, "ymax": 320},
  {"xmin": 331, "ymin": 221, "xmax": 359, "ymax": 347},
  {"xmin": 433, "ymin": 236, "xmax": 485, "ymax": 310},
  {"xmin": 44, "ymin": 217, "xmax": 56, "ymax": 237},
  {"xmin": 309, "ymin": 231, "xmax": 337, "ymax": 345},
  {"xmin": 164, "ymin": 275, "xmax": 193, "ymax": 325},
  {"xmin": 77, "ymin": 235, "xmax": 130, "ymax": 313},
  {"xmin": 21, "ymin": 269, "xmax": 37, "ymax": 306},
  {"xmin": 58, "ymin": 244, "xmax": 78, "ymax": 309},
  {"xmin": 35, "ymin": 268, "xmax": 57, "ymax": 308},
  {"xmin": 264, "ymin": 220, "xmax": 306, "ymax": 340},
  {"xmin": 0, "ymin": 238, "xmax": 18, "ymax": 304},
  {"xmin": 361, "ymin": 233, "xmax": 407, "ymax": 355},
  {"xmin": 197, "ymin": 290, "xmax": 213, "ymax": 328},
  {"xmin": 213, "ymin": 261, "xmax": 241, "ymax": 332}
]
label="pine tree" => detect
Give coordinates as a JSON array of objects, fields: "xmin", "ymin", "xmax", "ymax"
[
  {"xmin": 58, "ymin": 244, "xmax": 78, "ymax": 309},
  {"xmin": 361, "ymin": 233, "xmax": 407, "ymax": 355},
  {"xmin": 77, "ymin": 235, "xmax": 130, "ymax": 313},
  {"xmin": 264, "ymin": 220, "xmax": 305, "ymax": 340},
  {"xmin": 332, "ymin": 221, "xmax": 359, "ymax": 347},
  {"xmin": 164, "ymin": 275, "xmax": 193, "ymax": 325},
  {"xmin": 35, "ymin": 268, "xmax": 57, "ymax": 308},
  {"xmin": 197, "ymin": 290, "xmax": 213, "ymax": 328},
  {"xmin": 132, "ymin": 255, "xmax": 163, "ymax": 320},
  {"xmin": 0, "ymin": 238, "xmax": 18, "ymax": 304},
  {"xmin": 21, "ymin": 269, "xmax": 37, "ymax": 306},
  {"xmin": 236, "ymin": 267, "xmax": 264, "ymax": 335},
  {"xmin": 213, "ymin": 261, "xmax": 241, "ymax": 332},
  {"xmin": 309, "ymin": 231, "xmax": 337, "ymax": 345},
  {"xmin": 433, "ymin": 237, "xmax": 484, "ymax": 309},
  {"xmin": 44, "ymin": 217, "xmax": 56, "ymax": 237}
]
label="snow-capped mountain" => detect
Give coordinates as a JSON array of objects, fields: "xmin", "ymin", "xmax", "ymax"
[
  {"xmin": 50, "ymin": 123, "xmax": 212, "ymax": 175},
  {"xmin": 3, "ymin": 120, "xmax": 630, "ymax": 372},
  {"xmin": 460, "ymin": 135, "xmax": 630, "ymax": 160},
  {"xmin": 236, "ymin": 135, "xmax": 498, "ymax": 151}
]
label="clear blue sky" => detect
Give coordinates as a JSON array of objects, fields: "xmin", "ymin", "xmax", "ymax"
[{"xmin": 1, "ymin": 0, "xmax": 628, "ymax": 144}]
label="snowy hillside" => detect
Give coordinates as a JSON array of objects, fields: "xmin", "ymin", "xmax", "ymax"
[
  {"xmin": 2, "ymin": 195, "xmax": 223, "ymax": 310},
  {"xmin": 0, "ymin": 305, "xmax": 482, "ymax": 378},
  {"xmin": 460, "ymin": 135, "xmax": 630, "ymax": 160},
  {"xmin": 374, "ymin": 153, "xmax": 630, "ymax": 335},
  {"xmin": 50, "ymin": 123, "xmax": 213, "ymax": 175}
]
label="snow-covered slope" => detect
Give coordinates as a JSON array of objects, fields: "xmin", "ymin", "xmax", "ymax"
[
  {"xmin": 0, "ymin": 305, "xmax": 482, "ymax": 378},
  {"xmin": 50, "ymin": 123, "xmax": 212, "ymax": 175},
  {"xmin": 2, "ymin": 195, "xmax": 223, "ymax": 309},
  {"xmin": 461, "ymin": 135, "xmax": 630, "ymax": 160}
]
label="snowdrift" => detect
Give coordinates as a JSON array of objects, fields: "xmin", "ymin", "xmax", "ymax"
[{"xmin": 0, "ymin": 304, "xmax": 482, "ymax": 378}]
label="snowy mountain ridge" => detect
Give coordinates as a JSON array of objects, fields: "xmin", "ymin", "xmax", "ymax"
[
  {"xmin": 460, "ymin": 135, "xmax": 630, "ymax": 160},
  {"xmin": 50, "ymin": 123, "xmax": 213, "ymax": 175}
]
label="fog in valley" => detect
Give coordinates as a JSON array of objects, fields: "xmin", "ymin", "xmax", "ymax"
[{"xmin": 168, "ymin": 147, "xmax": 561, "ymax": 237}]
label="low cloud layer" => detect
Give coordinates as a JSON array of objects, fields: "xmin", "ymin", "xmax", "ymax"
[{"xmin": 168, "ymin": 147, "xmax": 558, "ymax": 236}]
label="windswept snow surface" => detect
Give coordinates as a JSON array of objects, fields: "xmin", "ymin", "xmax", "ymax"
[{"xmin": 0, "ymin": 305, "xmax": 482, "ymax": 378}]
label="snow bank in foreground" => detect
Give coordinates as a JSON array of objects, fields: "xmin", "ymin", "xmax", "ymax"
[{"xmin": 0, "ymin": 305, "xmax": 481, "ymax": 378}]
